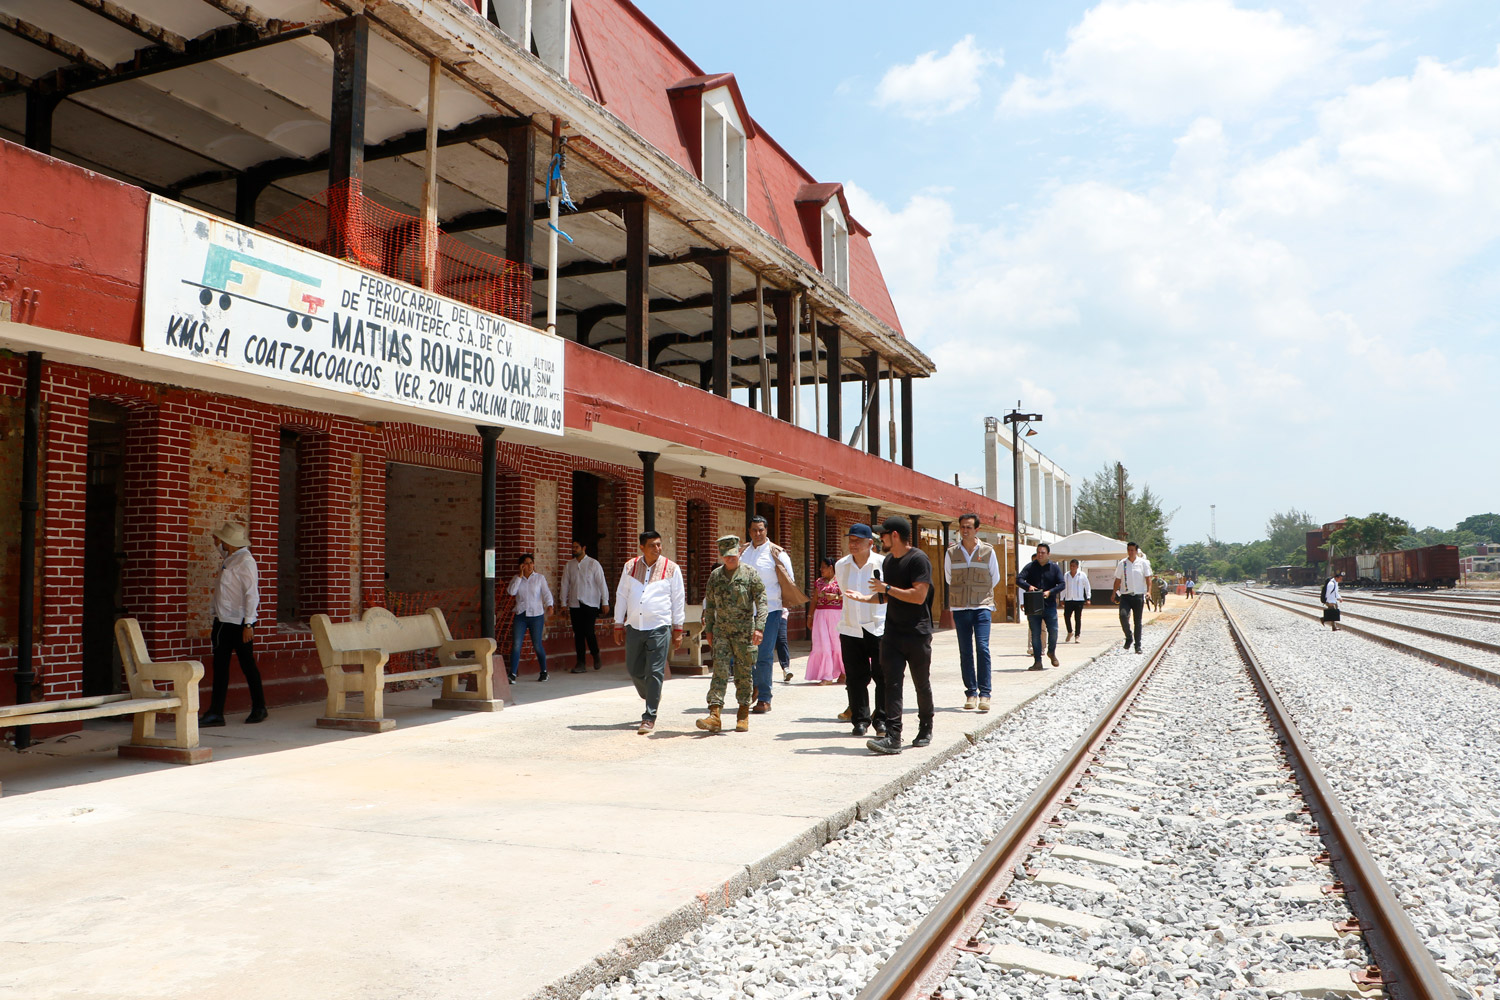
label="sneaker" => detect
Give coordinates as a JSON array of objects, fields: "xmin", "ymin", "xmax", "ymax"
[
  {"xmin": 866, "ymin": 736, "xmax": 902, "ymax": 755},
  {"xmin": 537, "ymin": 671, "xmax": 548, "ymax": 682},
  {"xmin": 873, "ymin": 721, "xmax": 887, "ymax": 737},
  {"xmin": 782, "ymin": 669, "xmax": 793, "ymax": 683},
  {"xmin": 911, "ymin": 729, "xmax": 932, "ymax": 748},
  {"xmin": 963, "ymin": 696, "xmax": 977, "ymax": 711},
  {"xmin": 1135, "ymin": 645, "xmax": 1143, "ymax": 654},
  {"xmin": 507, "ymin": 673, "xmax": 518, "ymax": 683},
  {"xmin": 977, "ymin": 697, "xmax": 991, "ymax": 713},
  {"xmin": 637, "ymin": 718, "xmax": 655, "ymax": 735}
]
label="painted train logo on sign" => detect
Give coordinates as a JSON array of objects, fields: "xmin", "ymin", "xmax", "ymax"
[{"xmin": 141, "ymin": 197, "xmax": 564, "ymax": 434}]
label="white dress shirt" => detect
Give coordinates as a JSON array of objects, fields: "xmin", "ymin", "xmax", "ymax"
[
  {"xmin": 614, "ymin": 556, "xmax": 686, "ymax": 631},
  {"xmin": 835, "ymin": 552, "xmax": 886, "ymax": 638},
  {"xmin": 1323, "ymin": 578, "xmax": 1341, "ymax": 605},
  {"xmin": 1063, "ymin": 570, "xmax": 1092, "ymax": 602},
  {"xmin": 743, "ymin": 540, "xmax": 795, "ymax": 613},
  {"xmin": 1114, "ymin": 556, "xmax": 1153, "ymax": 595},
  {"xmin": 561, "ymin": 555, "xmax": 608, "ymax": 609},
  {"xmin": 943, "ymin": 541, "xmax": 1002, "ymax": 612},
  {"xmin": 507, "ymin": 571, "xmax": 554, "ymax": 617},
  {"xmin": 211, "ymin": 547, "xmax": 260, "ymax": 625}
]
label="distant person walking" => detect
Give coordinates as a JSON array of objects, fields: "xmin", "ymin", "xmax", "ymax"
[
  {"xmin": 741, "ymin": 516, "xmax": 800, "ymax": 712},
  {"xmin": 698, "ymin": 535, "xmax": 767, "ymax": 733},
  {"xmin": 944, "ymin": 513, "xmax": 1000, "ymax": 712},
  {"xmin": 1321, "ymin": 569, "xmax": 1344, "ymax": 631},
  {"xmin": 1062, "ymin": 558, "xmax": 1091, "ymax": 643},
  {"xmin": 1112, "ymin": 542, "xmax": 1154, "ymax": 654},
  {"xmin": 805, "ymin": 556, "xmax": 845, "ymax": 684},
  {"xmin": 561, "ymin": 540, "xmax": 609, "ymax": 673},
  {"xmin": 1017, "ymin": 542, "xmax": 1066, "ymax": 670},
  {"xmin": 1186, "ymin": 576, "xmax": 1196, "ymax": 600},
  {"xmin": 613, "ymin": 530, "xmax": 685, "ymax": 734},
  {"xmin": 201, "ymin": 522, "xmax": 266, "ymax": 727},
  {"xmin": 856, "ymin": 516, "xmax": 935, "ymax": 756},
  {"xmin": 506, "ymin": 553, "xmax": 554, "ymax": 682},
  {"xmin": 836, "ymin": 522, "xmax": 887, "ymax": 738}
]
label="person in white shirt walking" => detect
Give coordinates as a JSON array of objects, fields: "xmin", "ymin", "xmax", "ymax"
[
  {"xmin": 506, "ymin": 553, "xmax": 554, "ymax": 682},
  {"xmin": 1062, "ymin": 559, "xmax": 1091, "ymax": 643},
  {"xmin": 1111, "ymin": 542, "xmax": 1153, "ymax": 654},
  {"xmin": 613, "ymin": 530, "xmax": 685, "ymax": 734},
  {"xmin": 1321, "ymin": 569, "xmax": 1344, "ymax": 631},
  {"xmin": 943, "ymin": 513, "xmax": 1001, "ymax": 711},
  {"xmin": 741, "ymin": 515, "xmax": 798, "ymax": 712},
  {"xmin": 201, "ymin": 522, "xmax": 266, "ymax": 727},
  {"xmin": 835, "ymin": 522, "xmax": 887, "ymax": 737},
  {"xmin": 561, "ymin": 540, "xmax": 609, "ymax": 673}
]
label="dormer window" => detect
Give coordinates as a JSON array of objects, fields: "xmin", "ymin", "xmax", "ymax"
[
  {"xmin": 822, "ymin": 199, "xmax": 849, "ymax": 291},
  {"xmin": 701, "ymin": 86, "xmax": 746, "ymax": 212}
]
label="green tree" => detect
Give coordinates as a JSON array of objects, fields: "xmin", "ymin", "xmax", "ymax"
[
  {"xmin": 1328, "ymin": 512, "xmax": 1412, "ymax": 556},
  {"xmin": 1074, "ymin": 463, "xmax": 1176, "ymax": 561},
  {"xmin": 1457, "ymin": 513, "xmax": 1500, "ymax": 543},
  {"xmin": 1265, "ymin": 508, "xmax": 1318, "ymax": 564}
]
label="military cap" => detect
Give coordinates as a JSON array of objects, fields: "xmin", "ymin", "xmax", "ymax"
[{"xmin": 717, "ymin": 534, "xmax": 741, "ymax": 556}]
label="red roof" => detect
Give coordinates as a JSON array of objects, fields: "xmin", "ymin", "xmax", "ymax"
[{"xmin": 568, "ymin": 0, "xmax": 905, "ymax": 335}]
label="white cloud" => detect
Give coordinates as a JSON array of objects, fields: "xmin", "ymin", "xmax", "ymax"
[
  {"xmin": 1000, "ymin": 0, "xmax": 1325, "ymax": 122},
  {"xmin": 874, "ymin": 35, "xmax": 998, "ymax": 119}
]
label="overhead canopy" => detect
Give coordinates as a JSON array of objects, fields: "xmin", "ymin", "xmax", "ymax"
[{"xmin": 1048, "ymin": 530, "xmax": 1127, "ymax": 562}]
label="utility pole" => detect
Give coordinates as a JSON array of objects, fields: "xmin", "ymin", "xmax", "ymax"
[{"xmin": 1115, "ymin": 462, "xmax": 1127, "ymax": 541}]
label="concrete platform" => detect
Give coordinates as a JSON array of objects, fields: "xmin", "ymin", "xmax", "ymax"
[{"xmin": 0, "ymin": 600, "xmax": 1186, "ymax": 1000}]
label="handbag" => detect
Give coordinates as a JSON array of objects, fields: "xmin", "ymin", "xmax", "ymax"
[
  {"xmin": 742, "ymin": 541, "xmax": 810, "ymax": 606},
  {"xmin": 1022, "ymin": 589, "xmax": 1046, "ymax": 617}
]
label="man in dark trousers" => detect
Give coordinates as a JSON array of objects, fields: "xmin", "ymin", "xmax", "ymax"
[
  {"xmin": 835, "ymin": 522, "xmax": 887, "ymax": 737},
  {"xmin": 1112, "ymin": 541, "xmax": 1154, "ymax": 654},
  {"xmin": 200, "ymin": 521, "xmax": 266, "ymax": 726},
  {"xmin": 850, "ymin": 515, "xmax": 935, "ymax": 756},
  {"xmin": 1017, "ymin": 542, "xmax": 1066, "ymax": 669}
]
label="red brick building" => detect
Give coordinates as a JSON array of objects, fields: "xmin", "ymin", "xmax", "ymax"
[{"xmin": 0, "ymin": 0, "xmax": 1011, "ymax": 728}]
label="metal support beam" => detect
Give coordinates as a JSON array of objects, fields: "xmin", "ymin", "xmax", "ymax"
[
  {"xmin": 741, "ymin": 476, "xmax": 759, "ymax": 538},
  {"xmin": 910, "ymin": 515, "xmax": 922, "ymax": 545},
  {"xmin": 868, "ymin": 504, "xmax": 880, "ymax": 527},
  {"xmin": 325, "ymin": 15, "xmax": 368, "ymax": 192},
  {"xmin": 503, "ymin": 121, "xmax": 535, "ymax": 268},
  {"xmin": 709, "ymin": 253, "xmax": 731, "ymax": 398},
  {"xmin": 234, "ymin": 171, "xmax": 268, "ymax": 226},
  {"xmin": 822, "ymin": 323, "xmax": 842, "ymax": 442},
  {"xmin": 479, "ymin": 426, "xmax": 500, "ymax": 642},
  {"xmin": 24, "ymin": 90, "xmax": 59, "ymax": 154},
  {"xmin": 13, "ymin": 352, "xmax": 41, "ymax": 748},
  {"xmin": 900, "ymin": 376, "xmax": 914, "ymax": 470},
  {"xmin": 864, "ymin": 353, "xmax": 881, "ymax": 458},
  {"xmin": 639, "ymin": 452, "xmax": 658, "ymax": 532},
  {"xmin": 772, "ymin": 291, "xmax": 794, "ymax": 422},
  {"xmin": 623, "ymin": 199, "xmax": 649, "ymax": 368}
]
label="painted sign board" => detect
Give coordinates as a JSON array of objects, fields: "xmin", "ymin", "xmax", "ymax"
[{"xmin": 141, "ymin": 197, "xmax": 563, "ymax": 435}]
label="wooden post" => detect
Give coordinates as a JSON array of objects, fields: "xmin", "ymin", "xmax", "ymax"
[
  {"xmin": 823, "ymin": 323, "xmax": 841, "ymax": 442},
  {"xmin": 773, "ymin": 291, "xmax": 794, "ymax": 422},
  {"xmin": 624, "ymin": 200, "xmax": 649, "ymax": 367},
  {"xmin": 710, "ymin": 253, "xmax": 731, "ymax": 397},
  {"xmin": 420, "ymin": 56, "xmax": 441, "ymax": 291}
]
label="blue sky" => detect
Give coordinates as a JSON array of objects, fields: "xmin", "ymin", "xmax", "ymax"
[{"xmin": 640, "ymin": 1, "xmax": 1500, "ymax": 545}]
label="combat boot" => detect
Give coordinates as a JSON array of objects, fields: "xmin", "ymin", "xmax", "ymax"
[
  {"xmin": 696, "ymin": 705, "xmax": 722, "ymax": 733},
  {"xmin": 735, "ymin": 704, "xmax": 751, "ymax": 732}
]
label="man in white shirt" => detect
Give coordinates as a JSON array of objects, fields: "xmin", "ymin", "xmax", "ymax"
[
  {"xmin": 943, "ymin": 513, "xmax": 1001, "ymax": 712},
  {"xmin": 835, "ymin": 522, "xmax": 887, "ymax": 737},
  {"xmin": 506, "ymin": 553, "xmax": 554, "ymax": 682},
  {"xmin": 201, "ymin": 521, "xmax": 266, "ymax": 727},
  {"xmin": 613, "ymin": 530, "xmax": 685, "ymax": 734},
  {"xmin": 1321, "ymin": 569, "xmax": 1343, "ymax": 631},
  {"xmin": 1111, "ymin": 542, "xmax": 1154, "ymax": 654},
  {"xmin": 1062, "ymin": 559, "xmax": 1092, "ymax": 643},
  {"xmin": 561, "ymin": 539, "xmax": 609, "ymax": 673},
  {"xmin": 741, "ymin": 515, "xmax": 796, "ymax": 713}
]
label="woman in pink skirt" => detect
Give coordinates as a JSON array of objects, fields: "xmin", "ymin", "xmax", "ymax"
[{"xmin": 805, "ymin": 556, "xmax": 845, "ymax": 683}]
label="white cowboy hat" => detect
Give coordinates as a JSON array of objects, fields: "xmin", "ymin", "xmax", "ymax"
[{"xmin": 213, "ymin": 522, "xmax": 250, "ymax": 549}]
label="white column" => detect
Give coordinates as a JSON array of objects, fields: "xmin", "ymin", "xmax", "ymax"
[
  {"xmin": 1028, "ymin": 462, "xmax": 1041, "ymax": 537},
  {"xmin": 1043, "ymin": 471, "xmax": 1056, "ymax": 534}
]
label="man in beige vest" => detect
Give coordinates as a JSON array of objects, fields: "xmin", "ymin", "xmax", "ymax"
[{"xmin": 943, "ymin": 513, "xmax": 1000, "ymax": 712}]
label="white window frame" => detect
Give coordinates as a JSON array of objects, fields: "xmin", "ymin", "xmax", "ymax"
[
  {"xmin": 701, "ymin": 86, "xmax": 746, "ymax": 213},
  {"xmin": 822, "ymin": 198, "xmax": 849, "ymax": 291}
]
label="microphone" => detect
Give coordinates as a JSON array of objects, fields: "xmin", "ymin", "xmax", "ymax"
[{"xmin": 872, "ymin": 569, "xmax": 886, "ymax": 604}]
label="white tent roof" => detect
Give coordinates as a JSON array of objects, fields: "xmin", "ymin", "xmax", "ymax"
[{"xmin": 1047, "ymin": 530, "xmax": 1128, "ymax": 561}]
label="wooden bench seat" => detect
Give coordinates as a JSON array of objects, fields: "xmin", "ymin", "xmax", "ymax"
[
  {"xmin": 0, "ymin": 619, "xmax": 209, "ymax": 771},
  {"xmin": 310, "ymin": 606, "xmax": 505, "ymax": 732}
]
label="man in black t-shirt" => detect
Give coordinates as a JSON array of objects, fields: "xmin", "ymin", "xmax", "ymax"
[{"xmin": 852, "ymin": 515, "xmax": 935, "ymax": 755}]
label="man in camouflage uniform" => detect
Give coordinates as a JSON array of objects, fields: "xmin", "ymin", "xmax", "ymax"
[{"xmin": 698, "ymin": 534, "xmax": 767, "ymax": 733}]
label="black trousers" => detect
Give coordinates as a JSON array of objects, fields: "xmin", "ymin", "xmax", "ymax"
[
  {"xmin": 840, "ymin": 629, "xmax": 887, "ymax": 727},
  {"xmin": 570, "ymin": 604, "xmax": 601, "ymax": 666},
  {"xmin": 1063, "ymin": 600, "xmax": 1085, "ymax": 636},
  {"xmin": 880, "ymin": 630, "xmax": 933, "ymax": 742},
  {"xmin": 1118, "ymin": 594, "xmax": 1145, "ymax": 645},
  {"xmin": 210, "ymin": 618, "xmax": 265, "ymax": 715}
]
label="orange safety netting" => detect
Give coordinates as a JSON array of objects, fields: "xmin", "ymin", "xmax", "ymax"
[{"xmin": 260, "ymin": 180, "xmax": 532, "ymax": 323}]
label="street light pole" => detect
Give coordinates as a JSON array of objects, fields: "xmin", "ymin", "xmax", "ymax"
[{"xmin": 1000, "ymin": 403, "xmax": 1043, "ymax": 623}]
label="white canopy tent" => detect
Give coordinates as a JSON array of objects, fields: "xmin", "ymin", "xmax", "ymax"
[{"xmin": 1046, "ymin": 530, "xmax": 1127, "ymax": 603}]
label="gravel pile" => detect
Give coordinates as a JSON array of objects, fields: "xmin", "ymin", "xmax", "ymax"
[
  {"xmin": 578, "ymin": 625, "xmax": 1179, "ymax": 1000},
  {"xmin": 948, "ymin": 603, "xmax": 1370, "ymax": 1000},
  {"xmin": 1222, "ymin": 588, "xmax": 1500, "ymax": 1000}
]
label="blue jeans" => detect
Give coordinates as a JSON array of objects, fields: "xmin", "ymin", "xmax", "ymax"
[
  {"xmin": 1028, "ymin": 604, "xmax": 1059, "ymax": 659},
  {"xmin": 775, "ymin": 612, "xmax": 790, "ymax": 670},
  {"xmin": 754, "ymin": 609, "xmax": 784, "ymax": 701},
  {"xmin": 509, "ymin": 613, "xmax": 547, "ymax": 676},
  {"xmin": 953, "ymin": 608, "xmax": 992, "ymax": 697}
]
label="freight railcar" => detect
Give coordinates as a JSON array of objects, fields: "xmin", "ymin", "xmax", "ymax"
[
  {"xmin": 1268, "ymin": 565, "xmax": 1319, "ymax": 586},
  {"xmin": 1377, "ymin": 544, "xmax": 1458, "ymax": 588}
]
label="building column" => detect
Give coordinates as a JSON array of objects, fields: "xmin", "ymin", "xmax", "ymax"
[
  {"xmin": 503, "ymin": 122, "xmax": 535, "ymax": 267},
  {"xmin": 710, "ymin": 253, "xmax": 731, "ymax": 397},
  {"xmin": 814, "ymin": 494, "xmax": 828, "ymax": 564},
  {"xmin": 910, "ymin": 514, "xmax": 921, "ymax": 546},
  {"xmin": 1064, "ymin": 483, "xmax": 1073, "ymax": 534},
  {"xmin": 639, "ymin": 451, "xmax": 658, "ymax": 532},
  {"xmin": 479, "ymin": 427, "xmax": 500, "ymax": 640},
  {"xmin": 900, "ymin": 376, "xmax": 914, "ymax": 469},
  {"xmin": 1028, "ymin": 462, "xmax": 1041, "ymax": 535},
  {"xmin": 868, "ymin": 504, "xmax": 880, "ymax": 527},
  {"xmin": 772, "ymin": 292, "xmax": 795, "ymax": 422},
  {"xmin": 1044, "ymin": 471, "xmax": 1055, "ymax": 534},
  {"xmin": 324, "ymin": 14, "xmax": 369, "ymax": 260},
  {"xmin": 822, "ymin": 324, "xmax": 841, "ymax": 441},
  {"xmin": 741, "ymin": 475, "xmax": 758, "ymax": 538},
  {"xmin": 623, "ymin": 200, "xmax": 649, "ymax": 367},
  {"xmin": 24, "ymin": 90, "xmax": 60, "ymax": 154},
  {"xmin": 863, "ymin": 353, "xmax": 880, "ymax": 458}
]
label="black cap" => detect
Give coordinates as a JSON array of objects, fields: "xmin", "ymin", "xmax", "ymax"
[{"xmin": 879, "ymin": 515, "xmax": 911, "ymax": 537}]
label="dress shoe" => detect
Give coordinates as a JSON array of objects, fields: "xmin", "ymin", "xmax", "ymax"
[
  {"xmin": 852, "ymin": 723, "xmax": 869, "ymax": 736},
  {"xmin": 873, "ymin": 721, "xmax": 886, "ymax": 737},
  {"xmin": 977, "ymin": 697, "xmax": 991, "ymax": 713},
  {"xmin": 866, "ymin": 735, "xmax": 902, "ymax": 755},
  {"xmin": 537, "ymin": 671, "xmax": 548, "ymax": 681},
  {"xmin": 696, "ymin": 705, "xmax": 722, "ymax": 733},
  {"xmin": 837, "ymin": 707, "xmax": 852, "ymax": 722},
  {"xmin": 1029, "ymin": 658, "xmax": 1044, "ymax": 671},
  {"xmin": 911, "ymin": 728, "xmax": 932, "ymax": 748},
  {"xmin": 1065, "ymin": 631, "xmax": 1073, "ymax": 643},
  {"xmin": 963, "ymin": 695, "xmax": 977, "ymax": 711},
  {"xmin": 571, "ymin": 664, "xmax": 587, "ymax": 674},
  {"xmin": 637, "ymin": 717, "xmax": 655, "ymax": 735},
  {"xmin": 244, "ymin": 707, "xmax": 268, "ymax": 724},
  {"xmin": 593, "ymin": 661, "xmax": 602, "ymax": 670},
  {"xmin": 1049, "ymin": 652, "xmax": 1060, "ymax": 667},
  {"xmin": 752, "ymin": 700, "xmax": 771, "ymax": 714},
  {"xmin": 1135, "ymin": 645, "xmax": 1143, "ymax": 654},
  {"xmin": 735, "ymin": 704, "xmax": 751, "ymax": 732},
  {"xmin": 1123, "ymin": 636, "xmax": 1132, "ymax": 649},
  {"xmin": 199, "ymin": 713, "xmax": 226, "ymax": 728}
]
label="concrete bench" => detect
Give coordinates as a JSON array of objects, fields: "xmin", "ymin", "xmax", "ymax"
[
  {"xmin": 310, "ymin": 606, "xmax": 504, "ymax": 732},
  {"xmin": 668, "ymin": 604, "xmax": 712, "ymax": 675},
  {"xmin": 0, "ymin": 618, "xmax": 209, "ymax": 766}
]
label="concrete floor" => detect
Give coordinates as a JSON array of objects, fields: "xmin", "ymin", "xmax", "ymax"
[{"xmin": 0, "ymin": 600, "xmax": 1186, "ymax": 1000}]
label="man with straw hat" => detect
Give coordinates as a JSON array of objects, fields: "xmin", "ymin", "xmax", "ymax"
[
  {"xmin": 698, "ymin": 534, "xmax": 767, "ymax": 733},
  {"xmin": 201, "ymin": 521, "xmax": 267, "ymax": 726}
]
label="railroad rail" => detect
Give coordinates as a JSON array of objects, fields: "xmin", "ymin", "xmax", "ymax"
[
  {"xmin": 856, "ymin": 592, "xmax": 1454, "ymax": 1000},
  {"xmin": 1290, "ymin": 590, "xmax": 1500, "ymax": 624},
  {"xmin": 1244, "ymin": 588, "xmax": 1500, "ymax": 686}
]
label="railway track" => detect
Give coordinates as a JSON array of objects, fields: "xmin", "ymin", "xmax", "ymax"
[
  {"xmin": 1246, "ymin": 589, "xmax": 1500, "ymax": 686},
  {"xmin": 856, "ymin": 592, "xmax": 1454, "ymax": 1000},
  {"xmin": 1290, "ymin": 591, "xmax": 1500, "ymax": 625}
]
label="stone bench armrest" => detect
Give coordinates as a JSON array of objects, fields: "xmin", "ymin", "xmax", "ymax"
[
  {"xmin": 436, "ymin": 637, "xmax": 496, "ymax": 664},
  {"xmin": 135, "ymin": 658, "xmax": 205, "ymax": 688}
]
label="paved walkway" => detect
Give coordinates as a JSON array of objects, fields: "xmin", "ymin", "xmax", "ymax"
[{"xmin": 0, "ymin": 600, "xmax": 1186, "ymax": 1000}]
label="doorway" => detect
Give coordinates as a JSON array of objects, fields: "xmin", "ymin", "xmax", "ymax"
[
  {"xmin": 685, "ymin": 499, "xmax": 711, "ymax": 603},
  {"xmin": 571, "ymin": 471, "xmax": 601, "ymax": 558},
  {"xmin": 82, "ymin": 401, "xmax": 127, "ymax": 696}
]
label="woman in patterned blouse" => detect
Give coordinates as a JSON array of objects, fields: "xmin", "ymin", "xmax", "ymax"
[{"xmin": 805, "ymin": 556, "xmax": 845, "ymax": 684}]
